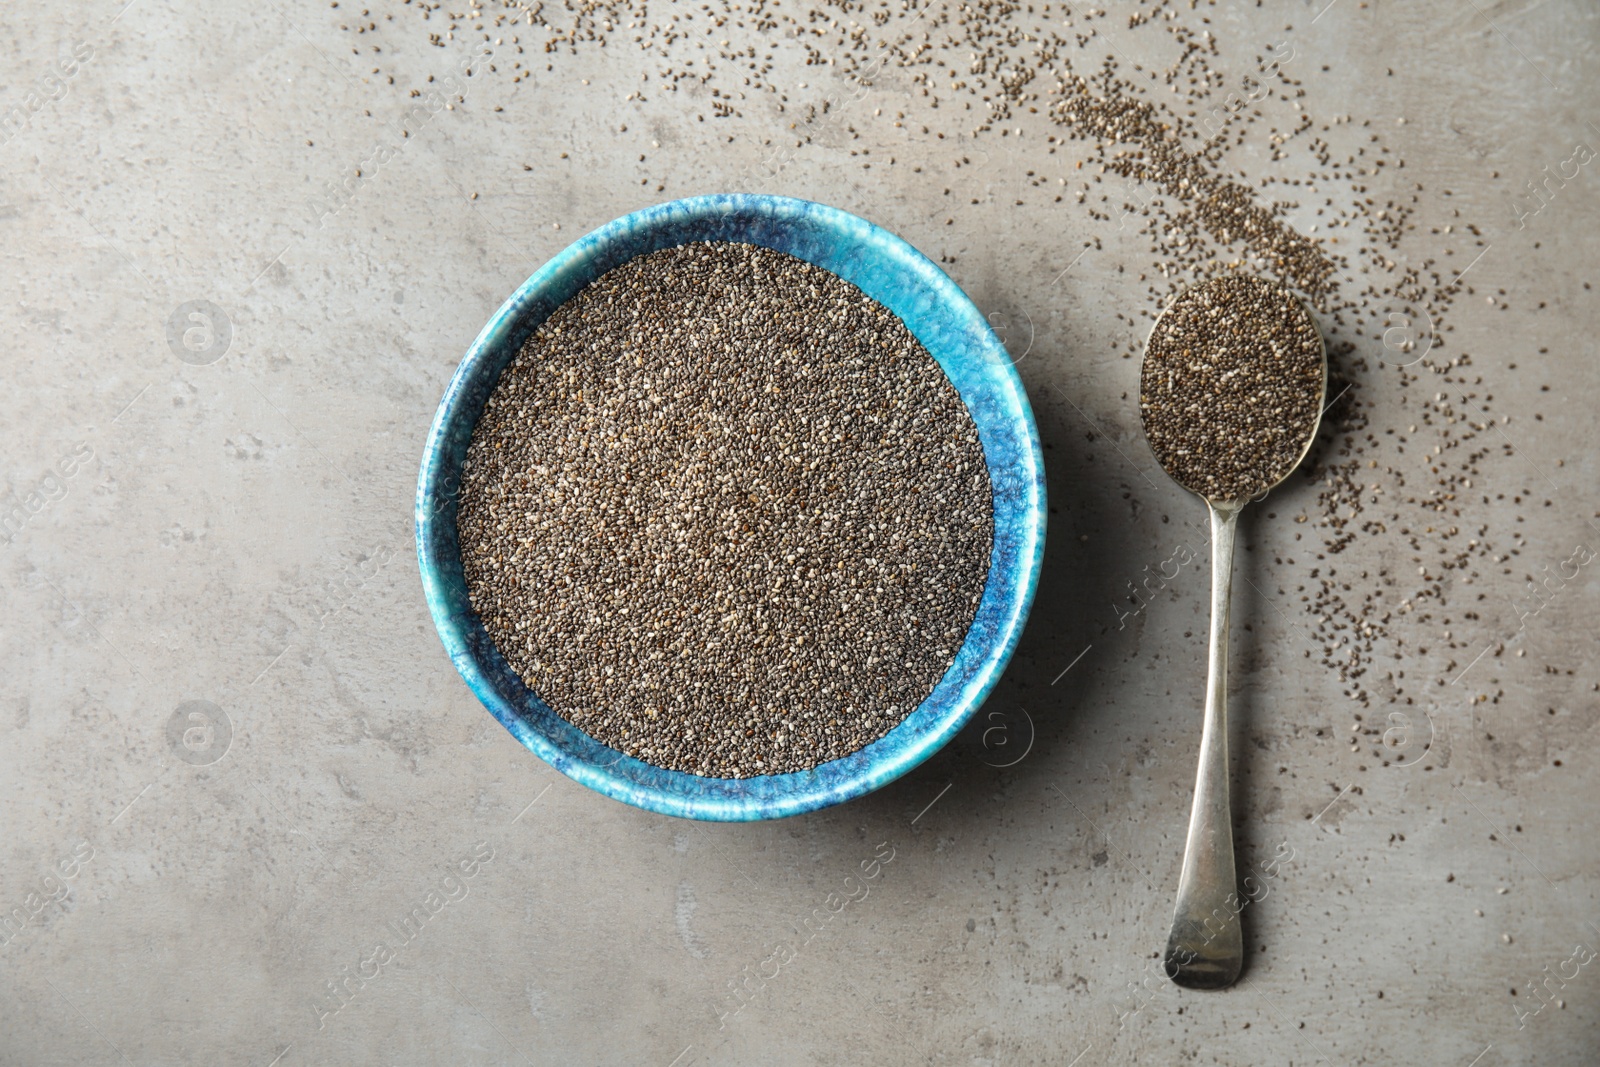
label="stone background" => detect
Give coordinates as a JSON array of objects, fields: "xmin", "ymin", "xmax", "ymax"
[{"xmin": 1, "ymin": 1, "xmax": 1596, "ymax": 1064}]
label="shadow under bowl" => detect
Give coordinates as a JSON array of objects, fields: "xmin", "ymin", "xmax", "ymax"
[{"xmin": 416, "ymin": 194, "xmax": 1046, "ymax": 821}]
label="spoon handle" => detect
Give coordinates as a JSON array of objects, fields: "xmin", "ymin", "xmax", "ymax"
[{"xmin": 1164, "ymin": 501, "xmax": 1244, "ymax": 989}]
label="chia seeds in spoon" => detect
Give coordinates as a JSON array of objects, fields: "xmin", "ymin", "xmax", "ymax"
[
  {"xmin": 1140, "ymin": 275, "xmax": 1324, "ymax": 503},
  {"xmin": 456, "ymin": 240, "xmax": 994, "ymax": 779}
]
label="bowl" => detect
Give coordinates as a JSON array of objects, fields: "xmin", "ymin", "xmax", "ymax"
[{"xmin": 416, "ymin": 194, "xmax": 1046, "ymax": 821}]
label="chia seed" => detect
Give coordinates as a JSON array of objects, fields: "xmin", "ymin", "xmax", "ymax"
[
  {"xmin": 1140, "ymin": 275, "xmax": 1324, "ymax": 503},
  {"xmin": 456, "ymin": 241, "xmax": 994, "ymax": 779}
]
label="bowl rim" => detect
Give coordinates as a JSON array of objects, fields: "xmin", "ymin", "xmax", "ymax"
[{"xmin": 416, "ymin": 193, "xmax": 1046, "ymax": 820}]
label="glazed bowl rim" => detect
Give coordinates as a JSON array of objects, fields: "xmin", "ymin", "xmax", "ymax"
[{"xmin": 416, "ymin": 193, "xmax": 1046, "ymax": 820}]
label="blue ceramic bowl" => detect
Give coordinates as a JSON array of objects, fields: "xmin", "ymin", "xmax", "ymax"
[{"xmin": 417, "ymin": 195, "xmax": 1045, "ymax": 821}]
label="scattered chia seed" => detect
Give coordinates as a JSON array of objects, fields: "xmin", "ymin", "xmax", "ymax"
[
  {"xmin": 360, "ymin": 0, "xmax": 1568, "ymax": 727},
  {"xmin": 1140, "ymin": 275, "xmax": 1324, "ymax": 503},
  {"xmin": 456, "ymin": 241, "xmax": 994, "ymax": 779}
]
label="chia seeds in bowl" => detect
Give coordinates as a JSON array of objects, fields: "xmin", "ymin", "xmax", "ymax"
[
  {"xmin": 456, "ymin": 241, "xmax": 994, "ymax": 779},
  {"xmin": 416, "ymin": 195, "xmax": 1046, "ymax": 820}
]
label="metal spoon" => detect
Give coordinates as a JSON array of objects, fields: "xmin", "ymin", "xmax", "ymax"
[{"xmin": 1141, "ymin": 278, "xmax": 1327, "ymax": 990}]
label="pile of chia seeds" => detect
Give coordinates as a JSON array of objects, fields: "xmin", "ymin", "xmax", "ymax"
[
  {"xmin": 1140, "ymin": 275, "xmax": 1324, "ymax": 503},
  {"xmin": 456, "ymin": 241, "xmax": 994, "ymax": 779}
]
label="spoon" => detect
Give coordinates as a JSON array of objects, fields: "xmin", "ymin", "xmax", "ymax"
[{"xmin": 1139, "ymin": 275, "xmax": 1327, "ymax": 990}]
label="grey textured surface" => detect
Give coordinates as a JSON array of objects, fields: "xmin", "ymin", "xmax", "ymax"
[{"xmin": 1, "ymin": 2, "xmax": 1596, "ymax": 1065}]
